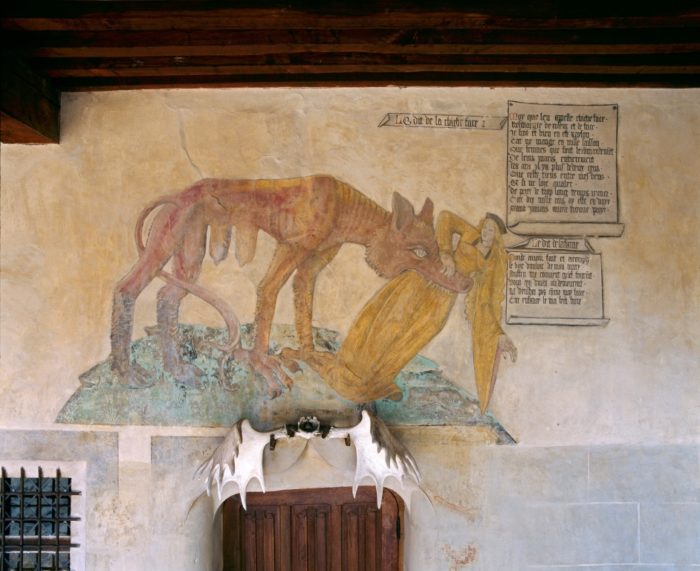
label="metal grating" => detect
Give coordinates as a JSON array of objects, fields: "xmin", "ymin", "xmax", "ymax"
[{"xmin": 1, "ymin": 467, "xmax": 81, "ymax": 571}]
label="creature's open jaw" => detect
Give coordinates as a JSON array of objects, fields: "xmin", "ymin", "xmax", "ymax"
[
  {"xmin": 365, "ymin": 250, "xmax": 472, "ymax": 293},
  {"xmin": 423, "ymin": 268, "xmax": 473, "ymax": 293},
  {"xmin": 363, "ymin": 250, "xmax": 388, "ymax": 278},
  {"xmin": 427, "ymin": 277, "xmax": 470, "ymax": 294},
  {"xmin": 365, "ymin": 246, "xmax": 472, "ymax": 292}
]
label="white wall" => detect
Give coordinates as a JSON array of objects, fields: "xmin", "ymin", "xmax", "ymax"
[{"xmin": 1, "ymin": 87, "xmax": 698, "ymax": 570}]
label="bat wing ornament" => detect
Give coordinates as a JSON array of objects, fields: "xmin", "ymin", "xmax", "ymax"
[
  {"xmin": 195, "ymin": 410, "xmax": 421, "ymax": 511},
  {"xmin": 326, "ymin": 410, "xmax": 421, "ymax": 508}
]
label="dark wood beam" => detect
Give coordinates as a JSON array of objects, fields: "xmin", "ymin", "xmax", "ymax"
[
  {"xmin": 51, "ymin": 73, "xmax": 700, "ymax": 91},
  {"xmin": 2, "ymin": 2, "xmax": 698, "ymax": 141},
  {"xmin": 31, "ymin": 51, "xmax": 700, "ymax": 79},
  {"xmin": 3, "ymin": 3, "xmax": 699, "ymax": 32},
  {"xmin": 6, "ymin": 27, "xmax": 700, "ymax": 58},
  {"xmin": 1, "ymin": 57, "xmax": 60, "ymax": 143}
]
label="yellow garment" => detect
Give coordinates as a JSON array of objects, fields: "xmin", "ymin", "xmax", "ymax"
[
  {"xmin": 323, "ymin": 270, "xmax": 456, "ymax": 402},
  {"xmin": 322, "ymin": 211, "xmax": 507, "ymax": 410},
  {"xmin": 438, "ymin": 211, "xmax": 508, "ymax": 412}
]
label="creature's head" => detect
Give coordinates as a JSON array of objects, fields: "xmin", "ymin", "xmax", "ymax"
[{"xmin": 366, "ymin": 193, "xmax": 472, "ymax": 292}]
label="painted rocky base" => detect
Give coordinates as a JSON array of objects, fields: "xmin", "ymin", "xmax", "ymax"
[{"xmin": 58, "ymin": 324, "xmax": 513, "ymax": 442}]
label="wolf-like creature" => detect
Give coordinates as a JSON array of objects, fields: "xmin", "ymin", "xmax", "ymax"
[{"xmin": 111, "ymin": 175, "xmax": 471, "ymax": 394}]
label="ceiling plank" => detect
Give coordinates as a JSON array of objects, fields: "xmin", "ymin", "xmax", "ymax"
[
  {"xmin": 3, "ymin": 5, "xmax": 699, "ymax": 32},
  {"xmin": 6, "ymin": 27, "xmax": 700, "ymax": 48},
  {"xmin": 19, "ymin": 44, "xmax": 700, "ymax": 58},
  {"xmin": 39, "ymin": 63, "xmax": 700, "ymax": 79},
  {"xmin": 30, "ymin": 50, "xmax": 699, "ymax": 78},
  {"xmin": 51, "ymin": 72, "xmax": 700, "ymax": 90}
]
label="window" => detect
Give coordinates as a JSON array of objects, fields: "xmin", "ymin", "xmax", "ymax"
[{"xmin": 1, "ymin": 464, "xmax": 84, "ymax": 571}]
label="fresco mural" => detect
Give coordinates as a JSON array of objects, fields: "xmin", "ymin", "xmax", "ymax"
[
  {"xmin": 58, "ymin": 100, "xmax": 621, "ymax": 433},
  {"xmin": 108, "ymin": 175, "xmax": 469, "ymax": 391},
  {"xmin": 306, "ymin": 210, "xmax": 517, "ymax": 411},
  {"xmin": 58, "ymin": 175, "xmax": 517, "ymax": 435}
]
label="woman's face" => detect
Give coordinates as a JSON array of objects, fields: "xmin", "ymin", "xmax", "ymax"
[{"xmin": 481, "ymin": 218, "xmax": 498, "ymax": 248}]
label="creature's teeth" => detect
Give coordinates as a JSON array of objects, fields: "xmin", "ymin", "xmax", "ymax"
[{"xmin": 427, "ymin": 280, "xmax": 450, "ymax": 293}]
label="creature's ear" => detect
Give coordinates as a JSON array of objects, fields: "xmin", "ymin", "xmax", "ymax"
[
  {"xmin": 391, "ymin": 192, "xmax": 416, "ymax": 231},
  {"xmin": 418, "ymin": 197, "xmax": 434, "ymax": 226}
]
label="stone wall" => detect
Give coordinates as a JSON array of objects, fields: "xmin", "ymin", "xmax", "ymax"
[{"xmin": 1, "ymin": 87, "xmax": 698, "ymax": 570}]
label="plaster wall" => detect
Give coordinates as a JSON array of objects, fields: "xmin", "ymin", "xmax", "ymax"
[{"xmin": 1, "ymin": 87, "xmax": 698, "ymax": 569}]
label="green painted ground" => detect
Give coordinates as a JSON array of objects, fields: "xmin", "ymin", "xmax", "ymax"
[{"xmin": 58, "ymin": 324, "xmax": 513, "ymax": 442}]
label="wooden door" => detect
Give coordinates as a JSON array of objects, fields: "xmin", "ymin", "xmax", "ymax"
[{"xmin": 222, "ymin": 487, "xmax": 403, "ymax": 571}]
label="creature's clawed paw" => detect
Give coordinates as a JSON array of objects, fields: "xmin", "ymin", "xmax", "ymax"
[
  {"xmin": 278, "ymin": 352, "xmax": 302, "ymax": 374},
  {"xmin": 278, "ymin": 347, "xmax": 306, "ymax": 371},
  {"xmin": 279, "ymin": 347, "xmax": 333, "ymax": 371},
  {"xmin": 233, "ymin": 348, "xmax": 294, "ymax": 398}
]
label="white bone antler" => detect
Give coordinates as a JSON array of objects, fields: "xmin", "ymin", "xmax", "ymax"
[
  {"xmin": 194, "ymin": 419, "xmax": 288, "ymax": 509},
  {"xmin": 326, "ymin": 410, "xmax": 421, "ymax": 508},
  {"xmin": 194, "ymin": 411, "xmax": 421, "ymax": 511}
]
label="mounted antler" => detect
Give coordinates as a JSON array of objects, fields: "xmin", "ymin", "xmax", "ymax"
[
  {"xmin": 194, "ymin": 411, "xmax": 421, "ymax": 510},
  {"xmin": 194, "ymin": 420, "xmax": 288, "ymax": 509},
  {"xmin": 326, "ymin": 410, "xmax": 421, "ymax": 508}
]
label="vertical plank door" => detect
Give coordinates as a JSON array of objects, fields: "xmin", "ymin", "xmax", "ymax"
[{"xmin": 222, "ymin": 487, "xmax": 402, "ymax": 570}]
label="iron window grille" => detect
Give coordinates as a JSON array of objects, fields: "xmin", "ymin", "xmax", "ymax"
[{"xmin": 1, "ymin": 467, "xmax": 81, "ymax": 571}]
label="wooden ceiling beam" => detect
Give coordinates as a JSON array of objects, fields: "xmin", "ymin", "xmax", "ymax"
[
  {"xmin": 29, "ymin": 50, "xmax": 699, "ymax": 76},
  {"xmin": 19, "ymin": 43, "xmax": 700, "ymax": 58},
  {"xmin": 3, "ymin": 5, "xmax": 699, "ymax": 32},
  {"xmin": 0, "ymin": 58, "xmax": 59, "ymax": 143},
  {"xmin": 5, "ymin": 27, "xmax": 700, "ymax": 47},
  {"xmin": 39, "ymin": 63, "xmax": 700, "ymax": 79},
  {"xmin": 51, "ymin": 72, "xmax": 700, "ymax": 90}
]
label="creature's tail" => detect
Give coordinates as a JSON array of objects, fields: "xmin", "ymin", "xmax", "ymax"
[
  {"xmin": 133, "ymin": 196, "xmax": 241, "ymax": 354},
  {"xmin": 134, "ymin": 195, "xmax": 180, "ymax": 254},
  {"xmin": 156, "ymin": 268, "xmax": 241, "ymax": 353}
]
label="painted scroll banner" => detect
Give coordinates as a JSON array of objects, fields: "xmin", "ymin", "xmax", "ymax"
[
  {"xmin": 379, "ymin": 112, "xmax": 507, "ymax": 130},
  {"xmin": 506, "ymin": 101, "xmax": 624, "ymax": 237},
  {"xmin": 506, "ymin": 237, "xmax": 608, "ymax": 326}
]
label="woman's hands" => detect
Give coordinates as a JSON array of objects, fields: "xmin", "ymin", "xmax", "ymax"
[
  {"xmin": 440, "ymin": 251, "xmax": 456, "ymax": 277},
  {"xmin": 498, "ymin": 334, "xmax": 518, "ymax": 362}
]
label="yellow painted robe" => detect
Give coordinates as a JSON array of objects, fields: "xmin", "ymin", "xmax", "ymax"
[
  {"xmin": 440, "ymin": 212, "xmax": 508, "ymax": 413},
  {"xmin": 323, "ymin": 211, "xmax": 506, "ymax": 410}
]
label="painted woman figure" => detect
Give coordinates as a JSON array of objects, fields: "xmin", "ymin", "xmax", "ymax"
[
  {"xmin": 316, "ymin": 210, "xmax": 516, "ymax": 412},
  {"xmin": 436, "ymin": 210, "xmax": 517, "ymax": 412}
]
